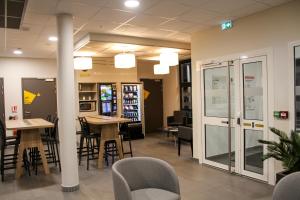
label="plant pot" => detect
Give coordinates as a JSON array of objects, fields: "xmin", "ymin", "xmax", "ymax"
[{"xmin": 276, "ymin": 170, "xmax": 291, "ymax": 183}]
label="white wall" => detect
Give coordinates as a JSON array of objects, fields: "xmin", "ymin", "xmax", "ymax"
[
  {"xmin": 191, "ymin": 0, "xmax": 300, "ymax": 182},
  {"xmin": 0, "ymin": 58, "xmax": 57, "ymax": 120}
]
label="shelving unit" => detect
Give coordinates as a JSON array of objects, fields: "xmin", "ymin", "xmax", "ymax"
[
  {"xmin": 179, "ymin": 59, "xmax": 192, "ymax": 119},
  {"xmin": 122, "ymin": 85, "xmax": 140, "ymax": 122},
  {"xmin": 78, "ymin": 83, "xmax": 98, "ymax": 112},
  {"xmin": 78, "ymin": 83, "xmax": 97, "ymax": 101}
]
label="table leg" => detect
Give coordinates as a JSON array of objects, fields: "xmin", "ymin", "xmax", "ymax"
[
  {"xmin": 38, "ymin": 143, "xmax": 50, "ymax": 175},
  {"xmin": 98, "ymin": 140, "xmax": 106, "ymax": 169},
  {"xmin": 16, "ymin": 144, "xmax": 25, "ymax": 178},
  {"xmin": 16, "ymin": 129, "xmax": 50, "ymax": 179},
  {"xmin": 115, "ymin": 138, "xmax": 124, "ymax": 159}
]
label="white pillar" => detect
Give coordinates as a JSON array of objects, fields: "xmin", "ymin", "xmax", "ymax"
[{"xmin": 56, "ymin": 13, "xmax": 79, "ymax": 192}]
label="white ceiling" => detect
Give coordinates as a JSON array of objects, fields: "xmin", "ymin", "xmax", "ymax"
[{"xmin": 0, "ymin": 0, "xmax": 293, "ymax": 58}]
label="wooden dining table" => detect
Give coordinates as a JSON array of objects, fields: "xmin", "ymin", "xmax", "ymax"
[
  {"xmin": 84, "ymin": 115, "xmax": 131, "ymax": 168},
  {"xmin": 5, "ymin": 118, "xmax": 53, "ymax": 178}
]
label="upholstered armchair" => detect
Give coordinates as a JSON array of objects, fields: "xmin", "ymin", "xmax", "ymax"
[{"xmin": 112, "ymin": 157, "xmax": 181, "ymax": 200}]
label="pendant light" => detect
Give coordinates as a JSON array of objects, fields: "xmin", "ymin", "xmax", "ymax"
[
  {"xmin": 114, "ymin": 53, "xmax": 136, "ymax": 68},
  {"xmin": 154, "ymin": 64, "xmax": 170, "ymax": 75},
  {"xmin": 74, "ymin": 57, "xmax": 93, "ymax": 70},
  {"xmin": 160, "ymin": 52, "xmax": 179, "ymax": 66}
]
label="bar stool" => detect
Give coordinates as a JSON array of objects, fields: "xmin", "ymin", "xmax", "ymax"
[
  {"xmin": 78, "ymin": 117, "xmax": 101, "ymax": 170},
  {"xmin": 119, "ymin": 123, "xmax": 133, "ymax": 157},
  {"xmin": 0, "ymin": 119, "xmax": 20, "ymax": 181}
]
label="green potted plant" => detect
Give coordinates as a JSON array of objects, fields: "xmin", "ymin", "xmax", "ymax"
[{"xmin": 258, "ymin": 127, "xmax": 300, "ymax": 183}]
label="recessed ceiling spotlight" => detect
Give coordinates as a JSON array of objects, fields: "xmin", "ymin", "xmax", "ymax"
[
  {"xmin": 48, "ymin": 36, "xmax": 58, "ymax": 42},
  {"xmin": 13, "ymin": 49, "xmax": 23, "ymax": 55},
  {"xmin": 124, "ymin": 0, "xmax": 140, "ymax": 8}
]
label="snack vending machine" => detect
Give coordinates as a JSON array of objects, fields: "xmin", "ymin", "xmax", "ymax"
[
  {"xmin": 98, "ymin": 83, "xmax": 117, "ymax": 116},
  {"xmin": 122, "ymin": 83, "xmax": 144, "ymax": 139}
]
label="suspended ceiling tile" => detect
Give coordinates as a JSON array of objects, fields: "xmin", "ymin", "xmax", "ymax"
[
  {"xmin": 20, "ymin": 23, "xmax": 44, "ymax": 35},
  {"xmin": 140, "ymin": 28, "xmax": 177, "ymax": 40},
  {"xmin": 93, "ymin": 8, "xmax": 136, "ymax": 24},
  {"xmin": 128, "ymin": 14, "xmax": 169, "ymax": 27},
  {"xmin": 178, "ymin": 8, "xmax": 220, "ymax": 24},
  {"xmin": 183, "ymin": 24, "xmax": 208, "ymax": 34},
  {"xmin": 159, "ymin": 20, "xmax": 195, "ymax": 32},
  {"xmin": 26, "ymin": 0, "xmax": 59, "ymax": 15},
  {"xmin": 230, "ymin": 2, "xmax": 269, "ymax": 19},
  {"xmin": 56, "ymin": 0, "xmax": 101, "ymax": 19},
  {"xmin": 145, "ymin": 0, "xmax": 191, "ymax": 18},
  {"xmin": 174, "ymin": 0, "xmax": 210, "ymax": 7},
  {"xmin": 72, "ymin": 0, "xmax": 108, "ymax": 7},
  {"xmin": 83, "ymin": 20, "xmax": 121, "ymax": 33},
  {"xmin": 200, "ymin": 0, "xmax": 258, "ymax": 14},
  {"xmin": 23, "ymin": 12, "xmax": 51, "ymax": 25}
]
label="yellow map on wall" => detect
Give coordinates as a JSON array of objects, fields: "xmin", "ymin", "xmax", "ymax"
[
  {"xmin": 24, "ymin": 90, "xmax": 37, "ymax": 105},
  {"xmin": 144, "ymin": 89, "xmax": 150, "ymax": 100}
]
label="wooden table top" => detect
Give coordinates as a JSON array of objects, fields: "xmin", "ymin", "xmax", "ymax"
[
  {"xmin": 5, "ymin": 118, "xmax": 54, "ymax": 130},
  {"xmin": 85, "ymin": 115, "xmax": 131, "ymax": 125}
]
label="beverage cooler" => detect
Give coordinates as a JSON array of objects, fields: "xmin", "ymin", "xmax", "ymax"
[
  {"xmin": 98, "ymin": 83, "xmax": 117, "ymax": 116},
  {"xmin": 122, "ymin": 83, "xmax": 145, "ymax": 139}
]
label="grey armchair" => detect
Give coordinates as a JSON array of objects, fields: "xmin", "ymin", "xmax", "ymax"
[
  {"xmin": 273, "ymin": 172, "xmax": 300, "ymax": 200},
  {"xmin": 112, "ymin": 157, "xmax": 181, "ymax": 200}
]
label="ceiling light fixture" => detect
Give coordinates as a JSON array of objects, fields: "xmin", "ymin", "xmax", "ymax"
[
  {"xmin": 13, "ymin": 49, "xmax": 23, "ymax": 55},
  {"xmin": 115, "ymin": 53, "xmax": 136, "ymax": 68},
  {"xmin": 160, "ymin": 52, "xmax": 179, "ymax": 67},
  {"xmin": 124, "ymin": 0, "xmax": 140, "ymax": 8},
  {"xmin": 74, "ymin": 57, "xmax": 93, "ymax": 70},
  {"xmin": 154, "ymin": 64, "xmax": 170, "ymax": 75},
  {"xmin": 48, "ymin": 36, "xmax": 58, "ymax": 42}
]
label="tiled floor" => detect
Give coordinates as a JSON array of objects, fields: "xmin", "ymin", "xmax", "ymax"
[{"xmin": 0, "ymin": 133, "xmax": 273, "ymax": 200}]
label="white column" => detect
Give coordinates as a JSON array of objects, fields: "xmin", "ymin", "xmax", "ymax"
[{"xmin": 56, "ymin": 13, "xmax": 79, "ymax": 192}]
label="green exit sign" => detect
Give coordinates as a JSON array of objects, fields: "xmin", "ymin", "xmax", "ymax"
[{"xmin": 221, "ymin": 20, "xmax": 233, "ymax": 31}]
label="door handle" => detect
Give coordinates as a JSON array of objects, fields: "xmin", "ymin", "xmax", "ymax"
[
  {"xmin": 237, "ymin": 118, "xmax": 241, "ymax": 125},
  {"xmin": 221, "ymin": 121, "xmax": 229, "ymax": 124},
  {"xmin": 25, "ymin": 111, "xmax": 31, "ymax": 114}
]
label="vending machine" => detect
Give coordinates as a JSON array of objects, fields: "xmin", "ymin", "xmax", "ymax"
[
  {"xmin": 121, "ymin": 83, "xmax": 144, "ymax": 139},
  {"xmin": 98, "ymin": 83, "xmax": 117, "ymax": 116}
]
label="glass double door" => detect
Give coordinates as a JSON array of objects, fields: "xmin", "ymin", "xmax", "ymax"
[{"xmin": 201, "ymin": 56, "xmax": 268, "ymax": 181}]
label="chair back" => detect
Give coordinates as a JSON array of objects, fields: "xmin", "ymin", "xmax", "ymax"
[
  {"xmin": 50, "ymin": 117, "xmax": 59, "ymax": 139},
  {"xmin": 0, "ymin": 119, "xmax": 6, "ymax": 146},
  {"xmin": 112, "ymin": 157, "xmax": 180, "ymax": 200},
  {"xmin": 273, "ymin": 172, "xmax": 300, "ymax": 200},
  {"xmin": 178, "ymin": 126, "xmax": 193, "ymax": 140},
  {"xmin": 78, "ymin": 117, "xmax": 91, "ymax": 136},
  {"xmin": 173, "ymin": 111, "xmax": 186, "ymax": 123}
]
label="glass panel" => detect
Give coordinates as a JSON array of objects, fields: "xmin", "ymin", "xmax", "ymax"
[
  {"xmin": 204, "ymin": 66, "xmax": 235, "ymax": 118},
  {"xmin": 244, "ymin": 129, "xmax": 263, "ymax": 174},
  {"xmin": 204, "ymin": 67, "xmax": 228, "ymax": 117},
  {"xmin": 205, "ymin": 125, "xmax": 235, "ymax": 167},
  {"xmin": 243, "ymin": 62, "xmax": 263, "ymax": 120},
  {"xmin": 181, "ymin": 86, "xmax": 192, "ymax": 110},
  {"xmin": 295, "ymin": 46, "xmax": 300, "ymax": 131}
]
